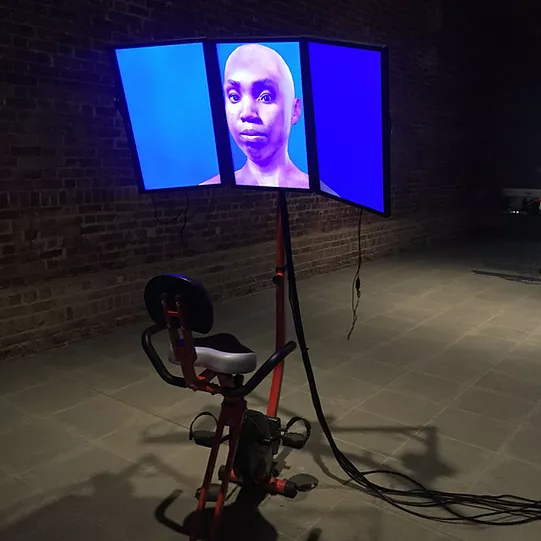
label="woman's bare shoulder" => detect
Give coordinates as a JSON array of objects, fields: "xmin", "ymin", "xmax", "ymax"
[{"xmin": 199, "ymin": 174, "xmax": 221, "ymax": 186}]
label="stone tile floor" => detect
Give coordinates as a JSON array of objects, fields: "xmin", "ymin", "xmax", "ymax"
[{"xmin": 1, "ymin": 240, "xmax": 541, "ymax": 540}]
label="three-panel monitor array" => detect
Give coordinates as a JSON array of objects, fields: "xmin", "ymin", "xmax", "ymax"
[{"xmin": 114, "ymin": 37, "xmax": 390, "ymax": 216}]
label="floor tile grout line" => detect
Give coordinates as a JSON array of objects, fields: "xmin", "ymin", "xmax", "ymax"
[
  {"xmin": 404, "ymin": 370, "xmax": 539, "ymax": 410},
  {"xmin": 0, "ymin": 387, "xmax": 200, "ymax": 483},
  {"xmin": 383, "ymin": 357, "xmax": 498, "ymax": 481},
  {"xmin": 48, "ymin": 364, "xmax": 211, "ymax": 423},
  {"xmin": 4, "ymin": 375, "xmax": 189, "ymax": 430},
  {"xmin": 310, "ymin": 462, "xmax": 473, "ymax": 541},
  {"xmin": 477, "ymin": 363, "xmax": 541, "ymax": 403},
  {"xmin": 465, "ymin": 386, "xmax": 541, "ymax": 494},
  {"xmin": 409, "ymin": 345, "xmax": 536, "ymax": 494},
  {"xmin": 291, "ymin": 328, "xmax": 515, "ymax": 462},
  {"xmin": 350, "ymin": 296, "xmax": 515, "ymax": 376},
  {"xmin": 1, "ymin": 360, "xmax": 156, "ymax": 405},
  {"xmin": 10, "ymin": 439, "xmax": 144, "ymax": 483},
  {"xmin": 0, "ymin": 490, "xmax": 95, "ymax": 540},
  {"xmin": 379, "ymin": 332, "xmax": 538, "ymax": 413},
  {"xmin": 291, "ymin": 490, "xmax": 353, "ymax": 541},
  {"xmin": 76, "ymin": 514, "xmax": 127, "ymax": 541},
  {"xmin": 351, "ymin": 401, "xmax": 504, "ymax": 454}
]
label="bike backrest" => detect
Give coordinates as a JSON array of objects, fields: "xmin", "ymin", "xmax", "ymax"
[{"xmin": 144, "ymin": 274, "xmax": 213, "ymax": 334}]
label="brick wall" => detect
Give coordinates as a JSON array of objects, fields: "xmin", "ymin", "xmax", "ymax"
[{"xmin": 1, "ymin": 0, "xmax": 485, "ymax": 360}]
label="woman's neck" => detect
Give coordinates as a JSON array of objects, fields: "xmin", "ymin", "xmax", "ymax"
[{"xmin": 244, "ymin": 151, "xmax": 293, "ymax": 186}]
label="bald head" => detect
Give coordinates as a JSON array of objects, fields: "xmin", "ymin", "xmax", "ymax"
[
  {"xmin": 223, "ymin": 44, "xmax": 302, "ymax": 168},
  {"xmin": 224, "ymin": 44, "xmax": 296, "ymax": 105}
]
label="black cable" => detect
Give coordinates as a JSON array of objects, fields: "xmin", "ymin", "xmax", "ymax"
[
  {"xmin": 151, "ymin": 192, "xmax": 196, "ymax": 255},
  {"xmin": 179, "ymin": 191, "xmax": 196, "ymax": 255},
  {"xmin": 151, "ymin": 193, "xmax": 186, "ymax": 225},
  {"xmin": 347, "ymin": 209, "xmax": 363, "ymax": 340},
  {"xmin": 278, "ymin": 191, "xmax": 541, "ymax": 527}
]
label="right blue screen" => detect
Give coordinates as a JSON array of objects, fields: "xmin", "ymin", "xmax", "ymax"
[{"xmin": 309, "ymin": 43, "xmax": 384, "ymax": 213}]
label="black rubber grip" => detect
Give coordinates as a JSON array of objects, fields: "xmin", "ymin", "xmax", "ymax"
[
  {"xmin": 231, "ymin": 340, "xmax": 297, "ymax": 397},
  {"xmin": 141, "ymin": 325, "xmax": 187, "ymax": 388}
]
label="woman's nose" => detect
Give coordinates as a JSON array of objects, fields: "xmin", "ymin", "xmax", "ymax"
[{"xmin": 240, "ymin": 98, "xmax": 259, "ymax": 122}]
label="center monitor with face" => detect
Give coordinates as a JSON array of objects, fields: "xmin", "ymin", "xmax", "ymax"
[{"xmin": 215, "ymin": 41, "xmax": 310, "ymax": 191}]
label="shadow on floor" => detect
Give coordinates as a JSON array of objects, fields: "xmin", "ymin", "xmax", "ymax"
[
  {"xmin": 264, "ymin": 396, "xmax": 454, "ymax": 493},
  {"xmin": 141, "ymin": 393, "xmax": 454, "ymax": 497},
  {"xmin": 140, "ymin": 407, "xmax": 454, "ymax": 537},
  {"xmin": 140, "ymin": 413, "xmax": 453, "ymax": 494},
  {"xmin": 156, "ymin": 486, "xmax": 280, "ymax": 540},
  {"xmin": 0, "ymin": 455, "xmax": 282, "ymax": 541},
  {"xmin": 0, "ymin": 417, "xmax": 451, "ymax": 541},
  {"xmin": 472, "ymin": 268, "xmax": 541, "ymax": 284}
]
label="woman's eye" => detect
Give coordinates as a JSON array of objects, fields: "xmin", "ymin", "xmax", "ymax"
[
  {"xmin": 228, "ymin": 92, "xmax": 241, "ymax": 103},
  {"xmin": 258, "ymin": 92, "xmax": 273, "ymax": 103}
]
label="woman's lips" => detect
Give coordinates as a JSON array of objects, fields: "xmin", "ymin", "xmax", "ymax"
[{"xmin": 239, "ymin": 130, "xmax": 267, "ymax": 143}]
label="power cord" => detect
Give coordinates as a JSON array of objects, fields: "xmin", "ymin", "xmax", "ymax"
[
  {"xmin": 151, "ymin": 192, "xmax": 186, "ymax": 225},
  {"xmin": 151, "ymin": 192, "xmax": 195, "ymax": 255},
  {"xmin": 347, "ymin": 209, "xmax": 363, "ymax": 340},
  {"xmin": 278, "ymin": 191, "xmax": 541, "ymax": 527},
  {"xmin": 179, "ymin": 192, "xmax": 195, "ymax": 255}
]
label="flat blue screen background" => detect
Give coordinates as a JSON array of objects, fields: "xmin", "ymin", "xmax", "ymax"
[
  {"xmin": 115, "ymin": 43, "xmax": 220, "ymax": 190},
  {"xmin": 216, "ymin": 41, "xmax": 309, "ymax": 179},
  {"xmin": 309, "ymin": 43, "xmax": 384, "ymax": 212}
]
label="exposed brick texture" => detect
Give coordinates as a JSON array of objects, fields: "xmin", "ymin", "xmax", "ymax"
[{"xmin": 1, "ymin": 0, "xmax": 486, "ymax": 359}]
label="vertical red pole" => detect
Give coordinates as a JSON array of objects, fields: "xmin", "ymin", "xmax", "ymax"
[{"xmin": 267, "ymin": 194, "xmax": 286, "ymax": 418}]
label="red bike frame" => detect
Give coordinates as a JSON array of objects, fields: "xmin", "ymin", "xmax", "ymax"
[{"xmin": 166, "ymin": 193, "xmax": 292, "ymax": 541}]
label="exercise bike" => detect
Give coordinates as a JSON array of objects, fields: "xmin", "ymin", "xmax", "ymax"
[{"xmin": 141, "ymin": 273, "xmax": 311, "ymax": 541}]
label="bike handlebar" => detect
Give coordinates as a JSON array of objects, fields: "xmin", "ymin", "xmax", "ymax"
[
  {"xmin": 236, "ymin": 340, "xmax": 296, "ymax": 397},
  {"xmin": 141, "ymin": 325, "xmax": 187, "ymax": 388}
]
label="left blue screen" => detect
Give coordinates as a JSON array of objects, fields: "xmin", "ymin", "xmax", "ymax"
[{"xmin": 115, "ymin": 43, "xmax": 221, "ymax": 190}]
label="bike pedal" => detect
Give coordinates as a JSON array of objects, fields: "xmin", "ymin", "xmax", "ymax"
[
  {"xmin": 195, "ymin": 484, "xmax": 221, "ymax": 502},
  {"xmin": 282, "ymin": 416, "xmax": 312, "ymax": 450},
  {"xmin": 189, "ymin": 411, "xmax": 218, "ymax": 448},
  {"xmin": 282, "ymin": 432, "xmax": 308, "ymax": 449},
  {"xmin": 191, "ymin": 430, "xmax": 215, "ymax": 448},
  {"xmin": 290, "ymin": 473, "xmax": 319, "ymax": 492}
]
